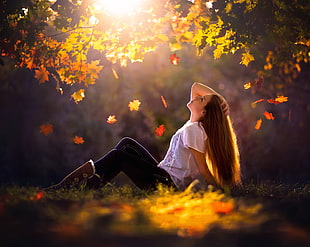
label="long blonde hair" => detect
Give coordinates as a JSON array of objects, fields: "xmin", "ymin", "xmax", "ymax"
[{"xmin": 200, "ymin": 95, "xmax": 241, "ymax": 188}]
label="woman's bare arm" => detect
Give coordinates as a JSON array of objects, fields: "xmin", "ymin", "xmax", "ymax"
[
  {"xmin": 191, "ymin": 82, "xmax": 230, "ymax": 116},
  {"xmin": 190, "ymin": 82, "xmax": 219, "ymax": 100},
  {"xmin": 189, "ymin": 147, "xmax": 218, "ymax": 187}
]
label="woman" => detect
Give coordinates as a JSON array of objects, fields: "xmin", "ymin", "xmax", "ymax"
[{"xmin": 46, "ymin": 82, "xmax": 241, "ymax": 191}]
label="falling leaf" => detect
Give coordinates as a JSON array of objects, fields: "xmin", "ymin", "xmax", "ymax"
[
  {"xmin": 243, "ymin": 76, "xmax": 263, "ymax": 90},
  {"xmin": 35, "ymin": 65, "xmax": 50, "ymax": 83},
  {"xmin": 268, "ymin": 95, "xmax": 288, "ymax": 104},
  {"xmin": 264, "ymin": 111, "xmax": 275, "ymax": 120},
  {"xmin": 213, "ymin": 46, "xmax": 224, "ymax": 59},
  {"xmin": 71, "ymin": 89, "xmax": 85, "ymax": 104},
  {"xmin": 161, "ymin": 96, "xmax": 168, "ymax": 108},
  {"xmin": 35, "ymin": 191, "xmax": 44, "ymax": 200},
  {"xmin": 251, "ymin": 99, "xmax": 265, "ymax": 108},
  {"xmin": 267, "ymin": 99, "xmax": 280, "ymax": 104},
  {"xmin": 39, "ymin": 124, "xmax": 53, "ymax": 136},
  {"xmin": 255, "ymin": 119, "xmax": 262, "ymax": 130},
  {"xmin": 252, "ymin": 99, "xmax": 265, "ymax": 104},
  {"xmin": 243, "ymin": 82, "xmax": 252, "ymax": 89},
  {"xmin": 210, "ymin": 201, "xmax": 234, "ymax": 214},
  {"xmin": 155, "ymin": 124, "xmax": 166, "ymax": 136},
  {"xmin": 169, "ymin": 53, "xmax": 180, "ymax": 65},
  {"xmin": 73, "ymin": 136, "xmax": 85, "ymax": 144},
  {"xmin": 107, "ymin": 115, "xmax": 117, "ymax": 124},
  {"xmin": 240, "ymin": 51, "xmax": 254, "ymax": 66},
  {"xmin": 275, "ymin": 95, "xmax": 288, "ymax": 103},
  {"xmin": 128, "ymin": 99, "xmax": 141, "ymax": 111},
  {"xmin": 88, "ymin": 60, "xmax": 104, "ymax": 78},
  {"xmin": 112, "ymin": 68, "xmax": 119, "ymax": 79}
]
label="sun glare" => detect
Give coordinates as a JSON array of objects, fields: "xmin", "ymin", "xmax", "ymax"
[{"xmin": 94, "ymin": 0, "xmax": 145, "ymax": 15}]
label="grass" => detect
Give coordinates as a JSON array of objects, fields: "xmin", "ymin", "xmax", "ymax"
[{"xmin": 1, "ymin": 181, "xmax": 309, "ymax": 247}]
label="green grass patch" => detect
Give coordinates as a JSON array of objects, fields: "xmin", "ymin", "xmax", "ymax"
[{"xmin": 1, "ymin": 182, "xmax": 309, "ymax": 247}]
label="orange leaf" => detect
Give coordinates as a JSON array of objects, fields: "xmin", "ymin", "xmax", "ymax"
[
  {"xmin": 169, "ymin": 53, "xmax": 180, "ymax": 65},
  {"xmin": 252, "ymin": 99, "xmax": 265, "ymax": 104},
  {"xmin": 107, "ymin": 115, "xmax": 117, "ymax": 124},
  {"xmin": 71, "ymin": 89, "xmax": 85, "ymax": 104},
  {"xmin": 264, "ymin": 111, "xmax": 275, "ymax": 120},
  {"xmin": 35, "ymin": 191, "xmax": 44, "ymax": 201},
  {"xmin": 88, "ymin": 60, "xmax": 103, "ymax": 77},
  {"xmin": 267, "ymin": 99, "xmax": 281, "ymax": 104},
  {"xmin": 39, "ymin": 124, "xmax": 53, "ymax": 136},
  {"xmin": 112, "ymin": 68, "xmax": 119, "ymax": 79},
  {"xmin": 255, "ymin": 119, "xmax": 263, "ymax": 130},
  {"xmin": 161, "ymin": 96, "xmax": 168, "ymax": 108},
  {"xmin": 35, "ymin": 65, "xmax": 50, "ymax": 83},
  {"xmin": 128, "ymin": 99, "xmax": 141, "ymax": 111},
  {"xmin": 210, "ymin": 201, "xmax": 234, "ymax": 214},
  {"xmin": 155, "ymin": 124, "xmax": 166, "ymax": 136},
  {"xmin": 73, "ymin": 136, "xmax": 85, "ymax": 144}
]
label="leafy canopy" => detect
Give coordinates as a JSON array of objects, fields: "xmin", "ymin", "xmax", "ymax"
[{"xmin": 1, "ymin": 0, "xmax": 309, "ymax": 96}]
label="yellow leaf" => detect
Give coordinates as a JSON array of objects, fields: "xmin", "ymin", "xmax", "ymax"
[
  {"xmin": 240, "ymin": 51, "xmax": 255, "ymax": 66},
  {"xmin": 157, "ymin": 34, "xmax": 169, "ymax": 42},
  {"xmin": 213, "ymin": 46, "xmax": 224, "ymax": 59},
  {"xmin": 169, "ymin": 42, "xmax": 182, "ymax": 52},
  {"xmin": 71, "ymin": 89, "xmax": 85, "ymax": 104},
  {"xmin": 128, "ymin": 99, "xmax": 141, "ymax": 111},
  {"xmin": 107, "ymin": 115, "xmax": 117, "ymax": 124},
  {"xmin": 275, "ymin": 95, "xmax": 288, "ymax": 103},
  {"xmin": 243, "ymin": 82, "xmax": 252, "ymax": 89},
  {"xmin": 225, "ymin": 3, "xmax": 233, "ymax": 13}
]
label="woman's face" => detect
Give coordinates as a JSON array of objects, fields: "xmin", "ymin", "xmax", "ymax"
[{"xmin": 187, "ymin": 95, "xmax": 212, "ymax": 114}]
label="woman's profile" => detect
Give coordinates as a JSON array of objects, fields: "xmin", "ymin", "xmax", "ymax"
[{"xmin": 46, "ymin": 82, "xmax": 241, "ymax": 191}]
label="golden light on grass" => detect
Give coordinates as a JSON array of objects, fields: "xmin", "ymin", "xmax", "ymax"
[{"xmin": 139, "ymin": 183, "xmax": 265, "ymax": 237}]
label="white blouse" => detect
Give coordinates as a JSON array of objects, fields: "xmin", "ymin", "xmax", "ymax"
[{"xmin": 158, "ymin": 121, "xmax": 207, "ymax": 190}]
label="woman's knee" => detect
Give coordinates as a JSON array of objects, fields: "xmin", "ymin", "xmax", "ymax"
[
  {"xmin": 108, "ymin": 149, "xmax": 122, "ymax": 156},
  {"xmin": 97, "ymin": 149, "xmax": 122, "ymax": 162},
  {"xmin": 115, "ymin": 137, "xmax": 137, "ymax": 149}
]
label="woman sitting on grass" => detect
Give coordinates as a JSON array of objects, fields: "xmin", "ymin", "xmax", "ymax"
[{"xmin": 47, "ymin": 82, "xmax": 241, "ymax": 191}]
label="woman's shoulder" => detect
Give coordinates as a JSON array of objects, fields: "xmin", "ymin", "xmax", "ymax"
[
  {"xmin": 185, "ymin": 121, "xmax": 203, "ymax": 129},
  {"xmin": 181, "ymin": 121, "xmax": 207, "ymax": 143},
  {"xmin": 180, "ymin": 121, "xmax": 205, "ymax": 133}
]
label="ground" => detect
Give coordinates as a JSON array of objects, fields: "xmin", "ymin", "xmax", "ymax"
[{"xmin": 1, "ymin": 181, "xmax": 309, "ymax": 247}]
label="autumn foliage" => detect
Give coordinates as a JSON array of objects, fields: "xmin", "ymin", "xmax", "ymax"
[
  {"xmin": 1, "ymin": 0, "xmax": 308, "ymax": 102},
  {"xmin": 0, "ymin": 0, "xmax": 309, "ymax": 136}
]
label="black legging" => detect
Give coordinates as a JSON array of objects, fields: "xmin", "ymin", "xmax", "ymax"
[{"xmin": 94, "ymin": 137, "xmax": 175, "ymax": 190}]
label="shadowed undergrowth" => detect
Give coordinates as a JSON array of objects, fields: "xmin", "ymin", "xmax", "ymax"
[{"xmin": 0, "ymin": 182, "xmax": 309, "ymax": 247}]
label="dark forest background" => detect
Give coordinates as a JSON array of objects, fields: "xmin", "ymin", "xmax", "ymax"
[{"xmin": 0, "ymin": 44, "xmax": 309, "ymax": 187}]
